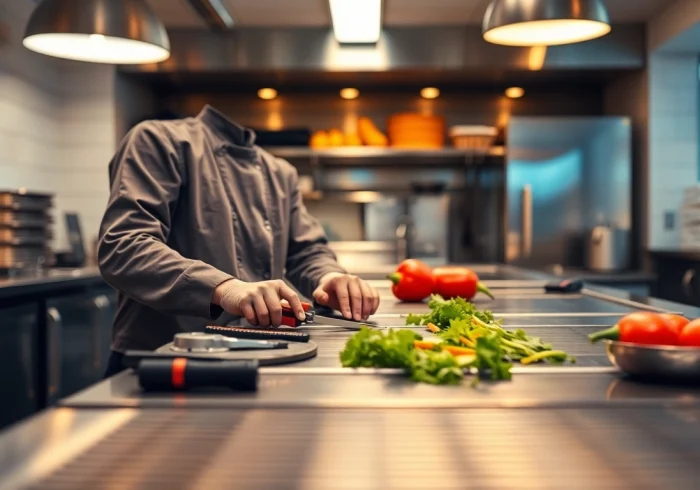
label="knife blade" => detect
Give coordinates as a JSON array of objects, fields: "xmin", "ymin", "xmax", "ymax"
[{"xmin": 281, "ymin": 302, "xmax": 377, "ymax": 330}]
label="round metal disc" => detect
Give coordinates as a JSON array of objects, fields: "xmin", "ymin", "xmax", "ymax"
[{"xmin": 170, "ymin": 332, "xmax": 229, "ymax": 353}]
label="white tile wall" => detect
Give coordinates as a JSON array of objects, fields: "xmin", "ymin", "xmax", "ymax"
[
  {"xmin": 0, "ymin": 0, "xmax": 117, "ymax": 255},
  {"xmin": 647, "ymin": 52, "xmax": 699, "ymax": 249}
]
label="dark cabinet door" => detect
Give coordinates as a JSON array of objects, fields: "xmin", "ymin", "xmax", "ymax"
[
  {"xmin": 0, "ymin": 303, "xmax": 38, "ymax": 429},
  {"xmin": 653, "ymin": 257, "xmax": 700, "ymax": 306},
  {"xmin": 47, "ymin": 289, "xmax": 116, "ymax": 402}
]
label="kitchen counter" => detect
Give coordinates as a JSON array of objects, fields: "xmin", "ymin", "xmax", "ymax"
[
  {"xmin": 0, "ymin": 267, "xmax": 104, "ymax": 301},
  {"xmin": 650, "ymin": 249, "xmax": 700, "ymax": 261},
  {"xmin": 1, "ymin": 276, "xmax": 700, "ymax": 489},
  {"xmin": 538, "ymin": 265, "xmax": 656, "ymax": 285}
]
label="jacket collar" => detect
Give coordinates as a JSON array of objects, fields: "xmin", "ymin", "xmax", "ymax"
[{"xmin": 197, "ymin": 105, "xmax": 257, "ymax": 150}]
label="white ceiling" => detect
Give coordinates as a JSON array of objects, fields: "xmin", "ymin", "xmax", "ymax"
[{"xmin": 145, "ymin": 0, "xmax": 671, "ymax": 28}]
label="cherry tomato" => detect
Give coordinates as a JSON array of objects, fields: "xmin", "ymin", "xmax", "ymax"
[
  {"xmin": 617, "ymin": 312, "xmax": 679, "ymax": 346},
  {"xmin": 591, "ymin": 312, "xmax": 679, "ymax": 346},
  {"xmin": 678, "ymin": 319, "xmax": 700, "ymax": 347},
  {"xmin": 659, "ymin": 314, "xmax": 690, "ymax": 337}
]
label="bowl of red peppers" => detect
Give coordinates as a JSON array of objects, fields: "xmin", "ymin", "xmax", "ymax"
[
  {"xmin": 589, "ymin": 312, "xmax": 700, "ymax": 381},
  {"xmin": 388, "ymin": 260, "xmax": 494, "ymax": 303}
]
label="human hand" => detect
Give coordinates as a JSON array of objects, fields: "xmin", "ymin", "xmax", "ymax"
[
  {"xmin": 312, "ymin": 273, "xmax": 380, "ymax": 321},
  {"xmin": 213, "ymin": 279, "xmax": 305, "ymax": 327}
]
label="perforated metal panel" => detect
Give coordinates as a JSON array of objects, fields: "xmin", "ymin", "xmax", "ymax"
[{"xmin": 29, "ymin": 407, "xmax": 700, "ymax": 490}]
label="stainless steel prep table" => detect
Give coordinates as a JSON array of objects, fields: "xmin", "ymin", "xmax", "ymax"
[{"xmin": 2, "ymin": 273, "xmax": 700, "ymax": 489}]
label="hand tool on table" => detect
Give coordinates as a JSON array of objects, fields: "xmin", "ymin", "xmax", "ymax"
[
  {"xmin": 544, "ymin": 278, "xmax": 584, "ymax": 294},
  {"xmin": 205, "ymin": 325, "xmax": 311, "ymax": 343},
  {"xmin": 281, "ymin": 301, "xmax": 378, "ymax": 330},
  {"xmin": 169, "ymin": 332, "xmax": 288, "ymax": 353},
  {"xmin": 137, "ymin": 357, "xmax": 259, "ymax": 392}
]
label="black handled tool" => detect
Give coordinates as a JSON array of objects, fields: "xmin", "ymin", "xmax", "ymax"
[
  {"xmin": 544, "ymin": 278, "xmax": 584, "ymax": 294},
  {"xmin": 137, "ymin": 357, "xmax": 258, "ymax": 392},
  {"xmin": 206, "ymin": 325, "xmax": 311, "ymax": 343}
]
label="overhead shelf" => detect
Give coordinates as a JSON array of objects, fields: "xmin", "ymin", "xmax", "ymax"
[{"xmin": 266, "ymin": 146, "xmax": 506, "ymax": 164}]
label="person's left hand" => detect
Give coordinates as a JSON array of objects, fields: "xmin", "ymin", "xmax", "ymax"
[{"xmin": 313, "ymin": 273, "xmax": 380, "ymax": 321}]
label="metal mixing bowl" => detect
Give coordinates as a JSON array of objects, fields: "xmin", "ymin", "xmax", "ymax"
[{"xmin": 605, "ymin": 340, "xmax": 700, "ymax": 382}]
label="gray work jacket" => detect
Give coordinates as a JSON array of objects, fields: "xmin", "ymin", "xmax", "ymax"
[{"xmin": 98, "ymin": 105, "xmax": 344, "ymax": 351}]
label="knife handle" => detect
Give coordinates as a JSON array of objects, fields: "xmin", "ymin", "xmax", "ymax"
[
  {"xmin": 206, "ymin": 325, "xmax": 310, "ymax": 343},
  {"xmin": 281, "ymin": 302, "xmax": 313, "ymax": 327},
  {"xmin": 138, "ymin": 358, "xmax": 258, "ymax": 392}
]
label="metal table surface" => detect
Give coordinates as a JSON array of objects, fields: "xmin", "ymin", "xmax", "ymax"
[
  {"xmin": 61, "ymin": 369, "xmax": 700, "ymax": 410},
  {"xmin": 3, "ymin": 406, "xmax": 700, "ymax": 490},
  {"xmin": 3, "ymin": 276, "xmax": 700, "ymax": 489}
]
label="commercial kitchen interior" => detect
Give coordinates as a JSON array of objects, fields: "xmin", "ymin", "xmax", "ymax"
[{"xmin": 2, "ymin": 0, "xmax": 700, "ymax": 488}]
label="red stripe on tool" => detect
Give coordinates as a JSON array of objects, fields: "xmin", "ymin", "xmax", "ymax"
[{"xmin": 171, "ymin": 358, "xmax": 187, "ymax": 388}]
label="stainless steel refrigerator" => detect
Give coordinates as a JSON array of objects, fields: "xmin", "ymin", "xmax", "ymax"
[{"xmin": 505, "ymin": 116, "xmax": 632, "ymax": 269}]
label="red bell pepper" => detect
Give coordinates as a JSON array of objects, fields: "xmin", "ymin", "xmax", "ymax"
[
  {"xmin": 432, "ymin": 266, "xmax": 494, "ymax": 300},
  {"xmin": 387, "ymin": 259, "xmax": 434, "ymax": 302},
  {"xmin": 588, "ymin": 312, "xmax": 679, "ymax": 346}
]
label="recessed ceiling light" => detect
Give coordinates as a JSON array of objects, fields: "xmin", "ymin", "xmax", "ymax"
[
  {"xmin": 482, "ymin": 0, "xmax": 611, "ymax": 46},
  {"xmin": 505, "ymin": 87, "xmax": 525, "ymax": 99},
  {"xmin": 258, "ymin": 88, "xmax": 278, "ymax": 100},
  {"xmin": 420, "ymin": 87, "xmax": 440, "ymax": 99},
  {"xmin": 340, "ymin": 88, "xmax": 359, "ymax": 100},
  {"xmin": 329, "ymin": 0, "xmax": 382, "ymax": 44},
  {"xmin": 22, "ymin": 0, "xmax": 170, "ymax": 64}
]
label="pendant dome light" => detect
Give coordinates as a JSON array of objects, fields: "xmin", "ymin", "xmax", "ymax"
[
  {"xmin": 23, "ymin": 0, "xmax": 170, "ymax": 64},
  {"xmin": 482, "ymin": 0, "xmax": 611, "ymax": 47}
]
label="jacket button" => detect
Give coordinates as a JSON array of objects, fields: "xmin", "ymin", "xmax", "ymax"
[
  {"xmin": 264, "ymin": 220, "xmax": 271, "ymax": 231},
  {"xmin": 263, "ymin": 272, "xmax": 270, "ymax": 280}
]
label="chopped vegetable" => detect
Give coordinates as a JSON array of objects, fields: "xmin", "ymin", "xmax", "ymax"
[
  {"xmin": 433, "ymin": 266, "xmax": 494, "ymax": 300},
  {"xmin": 409, "ymin": 350, "xmax": 464, "ymax": 385},
  {"xmin": 520, "ymin": 350, "xmax": 569, "ymax": 365},
  {"xmin": 341, "ymin": 293, "xmax": 574, "ymax": 386},
  {"xmin": 414, "ymin": 340, "xmax": 438, "ymax": 350},
  {"xmin": 408, "ymin": 295, "xmax": 574, "ymax": 368},
  {"xmin": 589, "ymin": 312, "xmax": 679, "ymax": 346},
  {"xmin": 440, "ymin": 345, "xmax": 476, "ymax": 357},
  {"xmin": 406, "ymin": 295, "xmax": 496, "ymax": 330},
  {"xmin": 339, "ymin": 327, "xmax": 420, "ymax": 369},
  {"xmin": 471, "ymin": 333, "xmax": 512, "ymax": 382},
  {"xmin": 340, "ymin": 327, "xmax": 465, "ymax": 385},
  {"xmin": 387, "ymin": 259, "xmax": 435, "ymax": 302}
]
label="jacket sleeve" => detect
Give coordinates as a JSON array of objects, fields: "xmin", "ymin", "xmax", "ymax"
[
  {"xmin": 98, "ymin": 122, "xmax": 233, "ymax": 319},
  {"xmin": 284, "ymin": 167, "xmax": 346, "ymax": 298}
]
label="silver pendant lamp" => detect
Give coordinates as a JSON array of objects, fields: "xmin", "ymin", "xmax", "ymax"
[
  {"xmin": 23, "ymin": 0, "xmax": 170, "ymax": 64},
  {"xmin": 482, "ymin": 0, "xmax": 611, "ymax": 46}
]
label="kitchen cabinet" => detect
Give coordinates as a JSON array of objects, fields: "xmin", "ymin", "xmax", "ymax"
[
  {"xmin": 46, "ymin": 286, "xmax": 116, "ymax": 403},
  {"xmin": 652, "ymin": 253, "xmax": 700, "ymax": 306},
  {"xmin": 0, "ymin": 303, "xmax": 38, "ymax": 430}
]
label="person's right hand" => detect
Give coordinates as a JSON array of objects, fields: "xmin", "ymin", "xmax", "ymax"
[{"xmin": 212, "ymin": 279, "xmax": 305, "ymax": 328}]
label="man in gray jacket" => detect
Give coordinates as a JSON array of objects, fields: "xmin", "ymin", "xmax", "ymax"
[{"xmin": 98, "ymin": 105, "xmax": 379, "ymax": 375}]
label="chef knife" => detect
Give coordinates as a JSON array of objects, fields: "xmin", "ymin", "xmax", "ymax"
[{"xmin": 281, "ymin": 301, "xmax": 377, "ymax": 330}]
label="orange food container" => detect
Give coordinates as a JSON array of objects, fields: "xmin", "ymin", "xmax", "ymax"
[{"xmin": 387, "ymin": 113, "xmax": 445, "ymax": 148}]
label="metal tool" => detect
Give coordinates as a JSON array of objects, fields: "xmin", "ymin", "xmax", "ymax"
[
  {"xmin": 605, "ymin": 340, "xmax": 700, "ymax": 382},
  {"xmin": 138, "ymin": 358, "xmax": 259, "ymax": 392},
  {"xmin": 281, "ymin": 302, "xmax": 376, "ymax": 330},
  {"xmin": 205, "ymin": 325, "xmax": 311, "ymax": 343},
  {"xmin": 169, "ymin": 332, "xmax": 288, "ymax": 353}
]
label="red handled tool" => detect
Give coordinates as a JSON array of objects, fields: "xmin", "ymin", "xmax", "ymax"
[{"xmin": 281, "ymin": 301, "xmax": 375, "ymax": 330}]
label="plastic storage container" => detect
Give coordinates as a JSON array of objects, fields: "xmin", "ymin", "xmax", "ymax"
[{"xmin": 449, "ymin": 125, "xmax": 497, "ymax": 150}]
